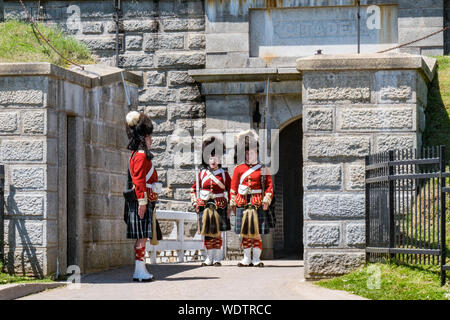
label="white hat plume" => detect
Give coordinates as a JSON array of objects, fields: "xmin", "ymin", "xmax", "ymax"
[{"xmin": 126, "ymin": 111, "xmax": 140, "ymax": 127}]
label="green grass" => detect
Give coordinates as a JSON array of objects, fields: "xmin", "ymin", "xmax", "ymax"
[
  {"xmin": 0, "ymin": 262, "xmax": 54, "ymax": 285},
  {"xmin": 316, "ymin": 263, "xmax": 450, "ymax": 300},
  {"xmin": 423, "ymin": 55, "xmax": 450, "ymax": 159},
  {"xmin": 0, "ymin": 20, "xmax": 95, "ymax": 67}
]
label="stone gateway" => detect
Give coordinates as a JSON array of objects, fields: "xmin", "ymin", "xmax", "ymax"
[{"xmin": 0, "ymin": 0, "xmax": 444, "ymax": 279}]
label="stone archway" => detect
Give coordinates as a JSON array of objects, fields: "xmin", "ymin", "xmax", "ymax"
[{"xmin": 274, "ymin": 117, "xmax": 303, "ymax": 259}]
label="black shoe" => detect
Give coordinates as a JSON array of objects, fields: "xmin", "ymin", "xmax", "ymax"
[
  {"xmin": 213, "ymin": 262, "xmax": 222, "ymax": 266},
  {"xmin": 133, "ymin": 277, "xmax": 154, "ymax": 282}
]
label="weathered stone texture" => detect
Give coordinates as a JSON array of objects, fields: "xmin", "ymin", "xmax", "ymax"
[
  {"xmin": 82, "ymin": 22, "xmax": 103, "ymax": 34},
  {"xmin": 161, "ymin": 18, "xmax": 205, "ymax": 32},
  {"xmin": 3, "ymin": 248, "xmax": 45, "ymax": 277},
  {"xmin": 119, "ymin": 54, "xmax": 155, "ymax": 68},
  {"xmin": 3, "ymin": 220, "xmax": 44, "ymax": 246},
  {"xmin": 188, "ymin": 33, "xmax": 206, "ymax": 50},
  {"xmin": 375, "ymin": 71, "xmax": 416, "ymax": 103},
  {"xmin": 125, "ymin": 35, "xmax": 143, "ymax": 51},
  {"xmin": 168, "ymin": 169, "xmax": 195, "ymax": 186},
  {"xmin": 305, "ymin": 136, "xmax": 370, "ymax": 159},
  {"xmin": 345, "ymin": 222, "xmax": 366, "ymax": 248},
  {"xmin": 122, "ymin": 20, "xmax": 158, "ymax": 32},
  {"xmin": 6, "ymin": 194, "xmax": 45, "ymax": 216},
  {"xmin": 143, "ymin": 34, "xmax": 185, "ymax": 51},
  {"xmin": 0, "ymin": 112, "xmax": 19, "ymax": 133},
  {"xmin": 305, "ymin": 252, "xmax": 365, "ymax": 278},
  {"xmin": 168, "ymin": 103, "xmax": 205, "ymax": 120},
  {"xmin": 304, "ymin": 193, "xmax": 365, "ymax": 219},
  {"xmin": 304, "ymin": 165, "xmax": 341, "ymax": 190},
  {"xmin": 156, "ymin": 52, "xmax": 206, "ymax": 68},
  {"xmin": 147, "ymin": 71, "xmax": 166, "ymax": 86},
  {"xmin": 1, "ymin": 140, "xmax": 44, "ymax": 162},
  {"xmin": 79, "ymin": 36, "xmax": 116, "ymax": 50},
  {"xmin": 375, "ymin": 134, "xmax": 416, "ymax": 153},
  {"xmin": 338, "ymin": 107, "xmax": 413, "ymax": 130},
  {"xmin": 143, "ymin": 106, "xmax": 167, "ymax": 118},
  {"xmin": 10, "ymin": 167, "xmax": 45, "ymax": 190},
  {"xmin": 0, "ymin": 89, "xmax": 44, "ymax": 105},
  {"xmin": 168, "ymin": 71, "xmax": 196, "ymax": 86},
  {"xmin": 345, "ymin": 164, "xmax": 365, "ymax": 191},
  {"xmin": 22, "ymin": 111, "xmax": 46, "ymax": 134},
  {"xmin": 303, "ymin": 72, "xmax": 372, "ymax": 104},
  {"xmin": 305, "ymin": 223, "xmax": 341, "ymax": 247},
  {"xmin": 179, "ymin": 86, "xmax": 201, "ymax": 101},
  {"xmin": 139, "ymin": 87, "xmax": 177, "ymax": 103},
  {"xmin": 304, "ymin": 108, "xmax": 333, "ymax": 131}
]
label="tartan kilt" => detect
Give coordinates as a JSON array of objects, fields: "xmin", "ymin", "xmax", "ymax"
[
  {"xmin": 234, "ymin": 206, "xmax": 270, "ymax": 235},
  {"xmin": 125, "ymin": 200, "xmax": 155, "ymax": 239},
  {"xmin": 198, "ymin": 204, "xmax": 230, "ymax": 233}
]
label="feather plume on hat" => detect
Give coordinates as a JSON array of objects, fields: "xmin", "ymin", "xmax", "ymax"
[
  {"xmin": 126, "ymin": 111, "xmax": 140, "ymax": 127},
  {"xmin": 235, "ymin": 129, "xmax": 259, "ymax": 145}
]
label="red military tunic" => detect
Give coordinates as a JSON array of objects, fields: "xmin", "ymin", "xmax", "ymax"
[
  {"xmin": 130, "ymin": 150, "xmax": 158, "ymax": 205},
  {"xmin": 230, "ymin": 163, "xmax": 273, "ymax": 207},
  {"xmin": 190, "ymin": 167, "xmax": 231, "ymax": 209}
]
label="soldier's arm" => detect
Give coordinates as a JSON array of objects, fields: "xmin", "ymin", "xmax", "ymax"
[
  {"xmin": 262, "ymin": 169, "xmax": 273, "ymax": 206},
  {"xmin": 132, "ymin": 154, "xmax": 148, "ymax": 206}
]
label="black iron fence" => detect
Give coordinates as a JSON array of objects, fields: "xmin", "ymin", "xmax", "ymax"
[{"xmin": 365, "ymin": 146, "xmax": 449, "ymax": 286}]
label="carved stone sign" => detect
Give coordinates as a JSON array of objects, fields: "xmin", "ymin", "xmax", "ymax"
[{"xmin": 250, "ymin": 5, "xmax": 398, "ymax": 57}]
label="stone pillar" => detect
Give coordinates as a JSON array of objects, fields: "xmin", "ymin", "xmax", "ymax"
[
  {"xmin": 297, "ymin": 53, "xmax": 435, "ymax": 279},
  {"xmin": 0, "ymin": 63, "xmax": 142, "ymax": 277},
  {"xmin": 0, "ymin": 75, "xmax": 54, "ymax": 277}
]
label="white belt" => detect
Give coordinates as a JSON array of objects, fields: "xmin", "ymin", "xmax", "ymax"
[
  {"xmin": 146, "ymin": 182, "xmax": 162, "ymax": 194},
  {"xmin": 199, "ymin": 190, "xmax": 225, "ymax": 200},
  {"xmin": 238, "ymin": 183, "xmax": 262, "ymax": 195},
  {"xmin": 213, "ymin": 193, "xmax": 225, "ymax": 198}
]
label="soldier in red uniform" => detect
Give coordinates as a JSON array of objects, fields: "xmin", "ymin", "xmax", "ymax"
[
  {"xmin": 125, "ymin": 111, "xmax": 162, "ymax": 281},
  {"xmin": 230, "ymin": 129, "xmax": 273, "ymax": 267},
  {"xmin": 191, "ymin": 136, "xmax": 232, "ymax": 266}
]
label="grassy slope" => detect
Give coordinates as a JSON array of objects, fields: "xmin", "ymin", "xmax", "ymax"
[
  {"xmin": 423, "ymin": 56, "xmax": 450, "ymax": 260},
  {"xmin": 423, "ymin": 56, "xmax": 450, "ymax": 157},
  {"xmin": 316, "ymin": 263, "xmax": 449, "ymax": 300},
  {"xmin": 0, "ymin": 20, "xmax": 95, "ymax": 67},
  {"xmin": 317, "ymin": 56, "xmax": 450, "ymax": 300}
]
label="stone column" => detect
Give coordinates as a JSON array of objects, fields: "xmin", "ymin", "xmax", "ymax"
[
  {"xmin": 297, "ymin": 53, "xmax": 435, "ymax": 279},
  {"xmin": 0, "ymin": 75, "xmax": 54, "ymax": 277}
]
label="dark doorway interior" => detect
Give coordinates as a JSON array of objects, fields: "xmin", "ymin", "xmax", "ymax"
[
  {"xmin": 67, "ymin": 116, "xmax": 77, "ymax": 267},
  {"xmin": 275, "ymin": 118, "xmax": 303, "ymax": 259}
]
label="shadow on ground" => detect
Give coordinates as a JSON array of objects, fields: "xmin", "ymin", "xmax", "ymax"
[{"xmin": 79, "ymin": 263, "xmax": 218, "ymax": 284}]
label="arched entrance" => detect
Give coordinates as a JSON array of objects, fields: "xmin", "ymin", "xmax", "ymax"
[{"xmin": 274, "ymin": 117, "xmax": 303, "ymax": 259}]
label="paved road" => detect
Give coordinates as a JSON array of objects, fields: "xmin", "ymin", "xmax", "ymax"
[{"xmin": 19, "ymin": 260, "xmax": 366, "ymax": 300}]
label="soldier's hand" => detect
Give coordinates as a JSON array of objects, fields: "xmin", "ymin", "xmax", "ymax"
[
  {"xmin": 263, "ymin": 203, "xmax": 269, "ymax": 211},
  {"xmin": 138, "ymin": 205, "xmax": 146, "ymax": 219},
  {"xmin": 195, "ymin": 205, "xmax": 199, "ymax": 213}
]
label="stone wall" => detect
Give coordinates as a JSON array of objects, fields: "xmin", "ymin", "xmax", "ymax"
[
  {"xmin": 204, "ymin": 0, "xmax": 446, "ymax": 69},
  {"xmin": 297, "ymin": 53, "xmax": 435, "ymax": 279},
  {"xmin": 0, "ymin": 63, "xmax": 141, "ymax": 277},
  {"xmin": 445, "ymin": 0, "xmax": 450, "ymax": 54},
  {"xmin": 4, "ymin": 0, "xmax": 206, "ymax": 214}
]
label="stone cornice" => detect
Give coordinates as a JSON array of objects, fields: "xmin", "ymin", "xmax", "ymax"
[
  {"xmin": 0, "ymin": 63, "xmax": 143, "ymax": 88},
  {"xmin": 188, "ymin": 67, "xmax": 300, "ymax": 82},
  {"xmin": 296, "ymin": 53, "xmax": 437, "ymax": 82}
]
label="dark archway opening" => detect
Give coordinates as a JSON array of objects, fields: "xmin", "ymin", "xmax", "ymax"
[{"xmin": 274, "ymin": 118, "xmax": 303, "ymax": 259}]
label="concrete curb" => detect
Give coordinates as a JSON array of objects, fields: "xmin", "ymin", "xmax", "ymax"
[{"xmin": 0, "ymin": 282, "xmax": 67, "ymax": 300}]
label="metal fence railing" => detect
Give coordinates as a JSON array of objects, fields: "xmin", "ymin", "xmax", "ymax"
[{"xmin": 365, "ymin": 146, "xmax": 449, "ymax": 286}]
